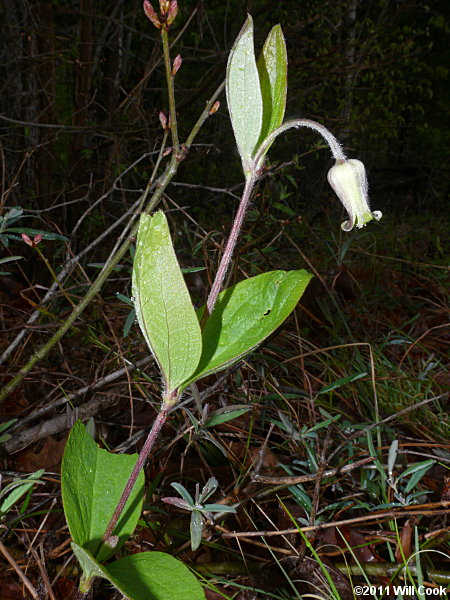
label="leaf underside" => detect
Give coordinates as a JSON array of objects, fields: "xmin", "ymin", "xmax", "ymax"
[
  {"xmin": 132, "ymin": 211, "xmax": 202, "ymax": 394},
  {"xmin": 226, "ymin": 14, "xmax": 263, "ymax": 170}
]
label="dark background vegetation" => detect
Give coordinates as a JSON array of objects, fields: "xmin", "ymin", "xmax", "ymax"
[{"xmin": 0, "ymin": 0, "xmax": 449, "ymax": 598}]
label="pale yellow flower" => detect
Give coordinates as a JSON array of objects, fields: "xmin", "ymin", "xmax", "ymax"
[{"xmin": 327, "ymin": 159, "xmax": 382, "ymax": 231}]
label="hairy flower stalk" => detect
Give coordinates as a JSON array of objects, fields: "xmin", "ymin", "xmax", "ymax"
[
  {"xmin": 254, "ymin": 118, "xmax": 382, "ymax": 232},
  {"xmin": 205, "ymin": 118, "xmax": 382, "ymax": 319}
]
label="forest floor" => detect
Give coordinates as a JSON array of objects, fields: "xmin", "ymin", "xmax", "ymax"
[{"xmin": 0, "ymin": 195, "xmax": 449, "ymax": 599}]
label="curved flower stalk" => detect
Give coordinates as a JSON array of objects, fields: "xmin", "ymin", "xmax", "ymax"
[
  {"xmin": 211, "ymin": 15, "xmax": 384, "ymax": 318},
  {"xmin": 254, "ymin": 119, "xmax": 382, "ymax": 232},
  {"xmin": 227, "ymin": 15, "xmax": 382, "ymax": 235}
]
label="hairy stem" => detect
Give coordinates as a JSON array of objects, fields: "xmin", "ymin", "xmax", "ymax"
[
  {"xmin": 254, "ymin": 118, "xmax": 347, "ymax": 168},
  {"xmin": 203, "ymin": 173, "xmax": 257, "ymax": 322},
  {"xmin": 102, "ymin": 407, "xmax": 169, "ymax": 543}
]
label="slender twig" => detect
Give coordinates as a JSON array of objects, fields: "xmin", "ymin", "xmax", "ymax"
[
  {"xmin": 184, "ymin": 80, "xmax": 225, "ymax": 150},
  {"xmin": 193, "ymin": 560, "xmax": 450, "ymax": 585},
  {"xmin": 161, "ymin": 28, "xmax": 179, "ymax": 153},
  {"xmin": 0, "ymin": 85, "xmax": 224, "ymax": 405},
  {"xmin": 334, "ymin": 562, "xmax": 450, "ymax": 585},
  {"xmin": 221, "ymin": 502, "xmax": 450, "ymax": 537},
  {"xmin": 0, "ymin": 152, "xmax": 155, "ymax": 367},
  {"xmin": 33, "ymin": 245, "xmax": 76, "ymax": 309},
  {"xmin": 250, "ymin": 456, "xmax": 374, "ymax": 485},
  {"xmin": 7, "ymin": 357, "xmax": 152, "ymax": 437},
  {"xmin": 0, "ymin": 539, "xmax": 40, "ymax": 599},
  {"xmin": 29, "ymin": 546, "xmax": 58, "ymax": 600}
]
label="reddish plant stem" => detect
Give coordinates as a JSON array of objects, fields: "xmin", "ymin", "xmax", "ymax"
[
  {"xmin": 203, "ymin": 173, "xmax": 257, "ymax": 322},
  {"xmin": 102, "ymin": 408, "xmax": 169, "ymax": 543}
]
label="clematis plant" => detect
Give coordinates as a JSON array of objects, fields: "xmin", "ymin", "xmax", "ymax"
[{"xmin": 60, "ymin": 11, "xmax": 382, "ymax": 600}]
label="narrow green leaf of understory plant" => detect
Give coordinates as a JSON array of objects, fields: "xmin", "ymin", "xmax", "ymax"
[
  {"xmin": 317, "ymin": 371, "xmax": 368, "ymax": 395},
  {"xmin": 190, "ymin": 509, "xmax": 203, "ymax": 551},
  {"xmin": 170, "ymin": 482, "xmax": 194, "ymax": 505},
  {"xmin": 257, "ymin": 23, "xmax": 287, "ymax": 149},
  {"xmin": 181, "ymin": 270, "xmax": 313, "ymax": 389},
  {"xmin": 205, "ymin": 407, "xmax": 251, "ymax": 428},
  {"xmin": 132, "ymin": 211, "xmax": 202, "ymax": 398},
  {"xmin": 62, "ymin": 421, "xmax": 144, "ymax": 563},
  {"xmin": 387, "ymin": 439, "xmax": 399, "ymax": 479},
  {"xmin": 6, "ymin": 227, "xmax": 68, "ymax": 241},
  {"xmin": 0, "ymin": 469, "xmax": 44, "ymax": 516},
  {"xmin": 71, "ymin": 543, "xmax": 205, "ymax": 600},
  {"xmin": 400, "ymin": 460, "xmax": 435, "ymax": 493},
  {"xmin": 226, "ymin": 15, "xmax": 263, "ymax": 174}
]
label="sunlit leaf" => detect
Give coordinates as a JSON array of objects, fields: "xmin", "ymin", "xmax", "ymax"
[
  {"xmin": 71, "ymin": 544, "xmax": 204, "ymax": 600},
  {"xmin": 181, "ymin": 270, "xmax": 313, "ymax": 389},
  {"xmin": 62, "ymin": 421, "xmax": 144, "ymax": 562}
]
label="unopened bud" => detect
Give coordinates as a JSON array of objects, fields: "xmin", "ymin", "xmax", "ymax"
[
  {"xmin": 172, "ymin": 54, "xmax": 182, "ymax": 76},
  {"xmin": 209, "ymin": 101, "xmax": 220, "ymax": 115},
  {"xmin": 159, "ymin": 0, "xmax": 170, "ymax": 14},
  {"xmin": 163, "ymin": 147, "xmax": 172, "ymax": 156},
  {"xmin": 22, "ymin": 233, "xmax": 43, "ymax": 247},
  {"xmin": 159, "ymin": 111, "xmax": 168, "ymax": 129},
  {"xmin": 327, "ymin": 159, "xmax": 382, "ymax": 231},
  {"xmin": 167, "ymin": 1, "xmax": 178, "ymax": 25},
  {"xmin": 22, "ymin": 233, "xmax": 33, "ymax": 247},
  {"xmin": 143, "ymin": 1, "xmax": 161, "ymax": 28}
]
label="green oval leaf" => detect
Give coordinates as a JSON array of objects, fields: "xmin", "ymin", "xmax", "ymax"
[
  {"xmin": 106, "ymin": 552, "xmax": 205, "ymax": 599},
  {"xmin": 62, "ymin": 421, "xmax": 145, "ymax": 562},
  {"xmin": 71, "ymin": 544, "xmax": 205, "ymax": 600},
  {"xmin": 257, "ymin": 23, "xmax": 287, "ymax": 148},
  {"xmin": 226, "ymin": 15, "xmax": 263, "ymax": 173},
  {"xmin": 182, "ymin": 270, "xmax": 313, "ymax": 389},
  {"xmin": 132, "ymin": 211, "xmax": 202, "ymax": 396}
]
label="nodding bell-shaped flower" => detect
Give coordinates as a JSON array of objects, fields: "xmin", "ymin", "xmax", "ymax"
[{"xmin": 327, "ymin": 158, "xmax": 382, "ymax": 231}]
